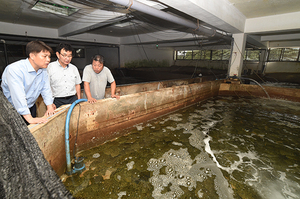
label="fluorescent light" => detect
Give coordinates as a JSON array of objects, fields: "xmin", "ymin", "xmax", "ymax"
[
  {"xmin": 32, "ymin": 1, "xmax": 79, "ymax": 16},
  {"xmin": 200, "ymin": 25, "xmax": 212, "ymax": 30},
  {"xmin": 114, "ymin": 20, "xmax": 140, "ymax": 27},
  {"xmin": 114, "ymin": 22, "xmax": 132, "ymax": 27}
]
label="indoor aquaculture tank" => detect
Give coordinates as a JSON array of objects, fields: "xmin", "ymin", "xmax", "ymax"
[{"xmin": 62, "ymin": 96, "xmax": 300, "ymax": 199}]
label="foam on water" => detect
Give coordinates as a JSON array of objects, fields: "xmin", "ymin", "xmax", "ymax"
[
  {"xmin": 179, "ymin": 96, "xmax": 300, "ymax": 199},
  {"xmin": 126, "ymin": 161, "xmax": 135, "ymax": 171},
  {"xmin": 147, "ymin": 100, "xmax": 235, "ymax": 199},
  {"xmin": 147, "ymin": 147, "xmax": 234, "ymax": 199},
  {"xmin": 117, "ymin": 191, "xmax": 126, "ymax": 199},
  {"xmin": 204, "ymin": 97, "xmax": 300, "ymax": 199},
  {"xmin": 64, "ymin": 96, "xmax": 300, "ymax": 198},
  {"xmin": 203, "ymin": 136, "xmax": 224, "ymax": 170}
]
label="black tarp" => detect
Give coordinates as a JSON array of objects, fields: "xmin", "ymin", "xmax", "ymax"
[{"xmin": 0, "ymin": 89, "xmax": 73, "ymax": 199}]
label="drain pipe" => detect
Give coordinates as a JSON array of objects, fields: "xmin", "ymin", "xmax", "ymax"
[
  {"xmin": 1, "ymin": 39, "xmax": 8, "ymax": 66},
  {"xmin": 65, "ymin": 99, "xmax": 87, "ymax": 175},
  {"xmin": 108, "ymin": 0, "xmax": 230, "ymax": 40}
]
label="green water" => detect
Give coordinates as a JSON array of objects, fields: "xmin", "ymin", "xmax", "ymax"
[{"xmin": 63, "ymin": 96, "xmax": 300, "ymax": 199}]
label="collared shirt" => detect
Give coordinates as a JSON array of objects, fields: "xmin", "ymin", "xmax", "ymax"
[
  {"xmin": 47, "ymin": 60, "xmax": 82, "ymax": 98},
  {"xmin": 1, "ymin": 58, "xmax": 53, "ymax": 115},
  {"xmin": 82, "ymin": 64, "xmax": 114, "ymax": 100}
]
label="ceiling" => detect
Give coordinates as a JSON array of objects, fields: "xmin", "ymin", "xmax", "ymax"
[
  {"xmin": 227, "ymin": 0, "xmax": 300, "ymax": 18},
  {"xmin": 0, "ymin": 0, "xmax": 300, "ymax": 49}
]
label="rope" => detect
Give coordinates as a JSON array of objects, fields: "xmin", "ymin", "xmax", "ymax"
[{"xmin": 127, "ymin": 0, "xmax": 133, "ymax": 10}]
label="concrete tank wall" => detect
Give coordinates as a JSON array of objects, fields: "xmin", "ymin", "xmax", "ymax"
[
  {"xmin": 30, "ymin": 80, "xmax": 222, "ymax": 176},
  {"xmin": 219, "ymin": 82, "xmax": 300, "ymax": 102}
]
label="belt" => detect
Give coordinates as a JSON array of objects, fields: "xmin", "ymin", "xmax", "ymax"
[{"xmin": 55, "ymin": 95, "xmax": 76, "ymax": 100}]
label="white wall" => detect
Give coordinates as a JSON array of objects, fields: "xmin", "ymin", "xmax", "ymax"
[
  {"xmin": 241, "ymin": 61, "xmax": 300, "ymax": 74},
  {"xmin": 119, "ymin": 45, "xmax": 174, "ymax": 68},
  {"xmin": 265, "ymin": 62, "xmax": 300, "ymax": 73}
]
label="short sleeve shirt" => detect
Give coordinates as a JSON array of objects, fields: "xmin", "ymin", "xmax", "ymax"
[
  {"xmin": 82, "ymin": 64, "xmax": 115, "ymax": 100},
  {"xmin": 47, "ymin": 60, "xmax": 82, "ymax": 98}
]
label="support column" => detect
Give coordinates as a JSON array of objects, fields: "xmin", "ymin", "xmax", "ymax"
[{"xmin": 229, "ymin": 33, "xmax": 247, "ymax": 77}]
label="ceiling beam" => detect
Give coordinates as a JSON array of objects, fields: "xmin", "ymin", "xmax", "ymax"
[
  {"xmin": 247, "ymin": 35, "xmax": 267, "ymax": 48},
  {"xmin": 268, "ymin": 41, "xmax": 300, "ymax": 48},
  {"xmin": 261, "ymin": 33, "xmax": 300, "ymax": 42},
  {"xmin": 158, "ymin": 0, "xmax": 245, "ymax": 34}
]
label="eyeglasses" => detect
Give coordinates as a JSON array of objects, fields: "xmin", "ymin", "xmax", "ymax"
[{"xmin": 59, "ymin": 53, "xmax": 73, "ymax": 59}]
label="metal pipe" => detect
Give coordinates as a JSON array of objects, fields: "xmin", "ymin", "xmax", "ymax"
[
  {"xmin": 108, "ymin": 0, "xmax": 230, "ymax": 39},
  {"xmin": 65, "ymin": 98, "xmax": 87, "ymax": 175}
]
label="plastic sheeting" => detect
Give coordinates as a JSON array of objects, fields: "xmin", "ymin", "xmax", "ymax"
[{"xmin": 0, "ymin": 90, "xmax": 73, "ymax": 199}]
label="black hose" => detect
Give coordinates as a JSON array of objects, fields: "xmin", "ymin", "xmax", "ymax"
[{"xmin": 239, "ymin": 77, "xmax": 270, "ymax": 99}]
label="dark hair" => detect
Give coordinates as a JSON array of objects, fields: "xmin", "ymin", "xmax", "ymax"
[
  {"xmin": 91, "ymin": 54, "xmax": 104, "ymax": 64},
  {"xmin": 56, "ymin": 42, "xmax": 73, "ymax": 54},
  {"xmin": 26, "ymin": 41, "xmax": 53, "ymax": 57}
]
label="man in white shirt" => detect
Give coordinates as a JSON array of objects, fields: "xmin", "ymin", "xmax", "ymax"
[
  {"xmin": 82, "ymin": 54, "xmax": 119, "ymax": 103},
  {"xmin": 47, "ymin": 43, "xmax": 82, "ymax": 108}
]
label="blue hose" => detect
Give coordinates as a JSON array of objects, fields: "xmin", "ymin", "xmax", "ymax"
[{"xmin": 65, "ymin": 99, "xmax": 87, "ymax": 175}]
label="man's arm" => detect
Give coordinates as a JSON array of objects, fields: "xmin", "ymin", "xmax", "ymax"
[
  {"xmin": 23, "ymin": 114, "xmax": 48, "ymax": 124},
  {"xmin": 110, "ymin": 81, "xmax": 120, "ymax": 99},
  {"xmin": 84, "ymin": 81, "xmax": 97, "ymax": 103},
  {"xmin": 41, "ymin": 71, "xmax": 55, "ymax": 116},
  {"xmin": 75, "ymin": 84, "xmax": 81, "ymax": 99},
  {"xmin": 6, "ymin": 67, "xmax": 31, "ymax": 115}
]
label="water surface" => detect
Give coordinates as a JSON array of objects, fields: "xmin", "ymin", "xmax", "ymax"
[{"xmin": 63, "ymin": 96, "xmax": 300, "ymax": 199}]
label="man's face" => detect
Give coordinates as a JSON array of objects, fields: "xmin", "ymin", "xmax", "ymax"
[
  {"xmin": 31, "ymin": 50, "xmax": 51, "ymax": 69},
  {"xmin": 56, "ymin": 48, "xmax": 73, "ymax": 66},
  {"xmin": 92, "ymin": 60, "xmax": 103, "ymax": 74}
]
